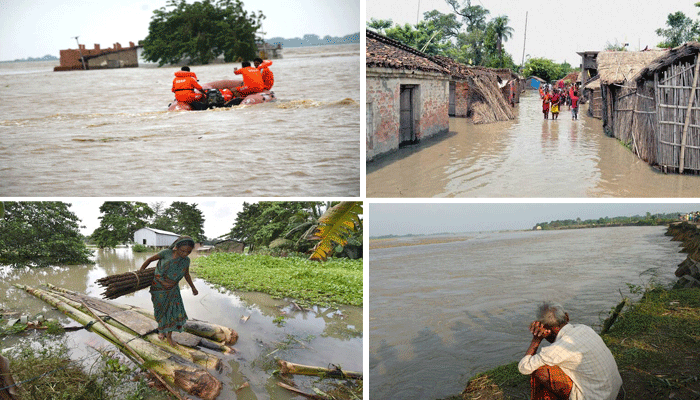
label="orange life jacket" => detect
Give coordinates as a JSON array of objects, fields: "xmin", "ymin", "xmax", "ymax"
[
  {"xmin": 172, "ymin": 71, "xmax": 203, "ymax": 93},
  {"xmin": 234, "ymin": 66, "xmax": 264, "ymax": 90},
  {"xmin": 257, "ymin": 60, "xmax": 274, "ymax": 90}
]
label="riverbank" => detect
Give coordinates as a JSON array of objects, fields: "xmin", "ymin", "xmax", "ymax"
[{"xmin": 451, "ymin": 223, "xmax": 700, "ymax": 399}]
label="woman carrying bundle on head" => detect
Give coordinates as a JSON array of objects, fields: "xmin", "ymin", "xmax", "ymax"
[{"xmin": 140, "ymin": 235, "xmax": 198, "ymax": 347}]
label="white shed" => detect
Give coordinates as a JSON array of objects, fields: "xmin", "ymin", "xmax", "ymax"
[{"xmin": 133, "ymin": 228, "xmax": 179, "ymax": 247}]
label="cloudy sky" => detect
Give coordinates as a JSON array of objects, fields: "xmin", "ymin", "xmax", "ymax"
[
  {"xmin": 367, "ymin": 0, "xmax": 698, "ymax": 64},
  {"xmin": 369, "ymin": 202, "xmax": 700, "ymax": 237},
  {"xmin": 0, "ymin": 0, "xmax": 360, "ymax": 61},
  {"xmin": 68, "ymin": 198, "xmax": 246, "ymax": 238}
]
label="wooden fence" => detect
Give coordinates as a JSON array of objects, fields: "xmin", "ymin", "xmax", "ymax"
[{"xmin": 656, "ymin": 56, "xmax": 700, "ymax": 173}]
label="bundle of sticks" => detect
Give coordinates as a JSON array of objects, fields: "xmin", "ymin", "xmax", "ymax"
[{"xmin": 97, "ymin": 268, "xmax": 155, "ymax": 299}]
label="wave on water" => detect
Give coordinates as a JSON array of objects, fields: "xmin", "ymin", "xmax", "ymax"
[{"xmin": 275, "ymin": 98, "xmax": 358, "ymax": 109}]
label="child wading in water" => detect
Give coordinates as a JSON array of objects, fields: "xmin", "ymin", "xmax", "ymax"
[{"xmin": 140, "ymin": 236, "xmax": 198, "ymax": 346}]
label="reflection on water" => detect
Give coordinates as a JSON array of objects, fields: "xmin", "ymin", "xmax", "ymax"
[
  {"xmin": 1, "ymin": 248, "xmax": 362, "ymax": 400},
  {"xmin": 366, "ymin": 92, "xmax": 700, "ymax": 197},
  {"xmin": 369, "ymin": 226, "xmax": 683, "ymax": 400},
  {"xmin": 0, "ymin": 45, "xmax": 360, "ymax": 197}
]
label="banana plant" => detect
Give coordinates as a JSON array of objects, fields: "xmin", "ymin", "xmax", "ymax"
[{"xmin": 306, "ymin": 202, "xmax": 363, "ymax": 261}]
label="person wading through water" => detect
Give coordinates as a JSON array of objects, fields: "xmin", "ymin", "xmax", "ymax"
[{"xmin": 140, "ymin": 236, "xmax": 198, "ymax": 347}]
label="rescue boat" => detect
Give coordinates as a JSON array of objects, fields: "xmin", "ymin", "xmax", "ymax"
[{"xmin": 168, "ymin": 79, "xmax": 275, "ymax": 111}]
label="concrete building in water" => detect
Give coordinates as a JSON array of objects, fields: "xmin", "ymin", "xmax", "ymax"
[
  {"xmin": 366, "ymin": 30, "xmax": 451, "ymax": 161},
  {"xmin": 54, "ymin": 42, "xmax": 141, "ymax": 71}
]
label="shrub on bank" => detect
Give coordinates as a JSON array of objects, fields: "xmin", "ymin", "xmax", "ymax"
[{"xmin": 192, "ymin": 253, "xmax": 363, "ymax": 307}]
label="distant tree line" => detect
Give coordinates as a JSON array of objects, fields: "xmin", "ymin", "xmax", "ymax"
[
  {"xmin": 534, "ymin": 212, "xmax": 681, "ymax": 230},
  {"xmin": 266, "ymin": 33, "xmax": 359, "ymax": 48},
  {"xmin": 2, "ymin": 54, "xmax": 58, "ymax": 63}
]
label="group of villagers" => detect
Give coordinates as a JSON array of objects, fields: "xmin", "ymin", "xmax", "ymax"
[{"xmin": 540, "ymin": 81, "xmax": 581, "ymax": 121}]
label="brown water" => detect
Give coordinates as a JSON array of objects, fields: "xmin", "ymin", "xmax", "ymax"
[
  {"xmin": 369, "ymin": 226, "xmax": 683, "ymax": 399},
  {"xmin": 0, "ymin": 248, "xmax": 362, "ymax": 399},
  {"xmin": 366, "ymin": 92, "xmax": 700, "ymax": 197},
  {"xmin": 0, "ymin": 45, "xmax": 360, "ymax": 196}
]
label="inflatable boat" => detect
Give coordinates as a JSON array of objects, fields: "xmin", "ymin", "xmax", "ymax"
[{"xmin": 168, "ymin": 79, "xmax": 275, "ymax": 111}]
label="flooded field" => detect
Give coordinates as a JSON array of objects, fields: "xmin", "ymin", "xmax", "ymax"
[
  {"xmin": 0, "ymin": 248, "xmax": 362, "ymax": 400},
  {"xmin": 367, "ymin": 92, "xmax": 700, "ymax": 197},
  {"xmin": 369, "ymin": 226, "xmax": 683, "ymax": 399},
  {"xmin": 0, "ymin": 44, "xmax": 360, "ymax": 197}
]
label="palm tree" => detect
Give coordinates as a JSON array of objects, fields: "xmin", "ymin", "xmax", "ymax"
[{"xmin": 491, "ymin": 15, "xmax": 514, "ymax": 58}]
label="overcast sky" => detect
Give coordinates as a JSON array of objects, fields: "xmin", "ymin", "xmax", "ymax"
[
  {"xmin": 68, "ymin": 199, "xmax": 246, "ymax": 239},
  {"xmin": 367, "ymin": 0, "xmax": 698, "ymax": 64},
  {"xmin": 0, "ymin": 0, "xmax": 360, "ymax": 61},
  {"xmin": 369, "ymin": 202, "xmax": 700, "ymax": 237}
]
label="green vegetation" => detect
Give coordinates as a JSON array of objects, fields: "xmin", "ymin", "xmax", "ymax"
[
  {"xmin": 4, "ymin": 337, "xmax": 167, "ymax": 400},
  {"xmin": 131, "ymin": 244, "xmax": 149, "ymax": 253},
  {"xmin": 534, "ymin": 212, "xmax": 679, "ymax": 230},
  {"xmin": 656, "ymin": 4, "xmax": 700, "ymax": 48},
  {"xmin": 522, "ymin": 57, "xmax": 575, "ymax": 83},
  {"xmin": 192, "ymin": 253, "xmax": 363, "ymax": 307},
  {"xmin": 0, "ymin": 202, "xmax": 93, "ymax": 267},
  {"xmin": 141, "ymin": 0, "xmax": 263, "ymax": 66},
  {"xmin": 367, "ymin": 0, "xmax": 519, "ymax": 70},
  {"xmin": 457, "ymin": 285, "xmax": 700, "ymax": 399}
]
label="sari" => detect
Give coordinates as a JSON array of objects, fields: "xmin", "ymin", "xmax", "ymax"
[{"xmin": 150, "ymin": 246, "xmax": 191, "ymax": 333}]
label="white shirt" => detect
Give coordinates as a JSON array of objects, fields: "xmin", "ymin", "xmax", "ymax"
[{"xmin": 518, "ymin": 323, "xmax": 622, "ymax": 400}]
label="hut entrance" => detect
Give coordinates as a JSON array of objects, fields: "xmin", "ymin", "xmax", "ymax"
[
  {"xmin": 399, "ymin": 85, "xmax": 417, "ymax": 146},
  {"xmin": 449, "ymin": 81, "xmax": 456, "ymax": 116}
]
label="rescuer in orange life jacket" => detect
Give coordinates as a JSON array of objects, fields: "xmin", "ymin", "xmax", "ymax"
[
  {"xmin": 172, "ymin": 66, "xmax": 206, "ymax": 106},
  {"xmin": 253, "ymin": 57, "xmax": 274, "ymax": 90},
  {"xmin": 233, "ymin": 61, "xmax": 265, "ymax": 98}
]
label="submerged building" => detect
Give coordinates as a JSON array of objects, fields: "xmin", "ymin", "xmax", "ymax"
[{"xmin": 54, "ymin": 42, "xmax": 141, "ymax": 71}]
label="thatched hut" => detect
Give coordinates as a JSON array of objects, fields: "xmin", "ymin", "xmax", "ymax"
[
  {"xmin": 634, "ymin": 42, "xmax": 700, "ymax": 173},
  {"xmin": 366, "ymin": 29, "xmax": 450, "ymax": 161},
  {"xmin": 596, "ymin": 50, "xmax": 666, "ymax": 138},
  {"xmin": 430, "ymin": 56, "xmax": 516, "ymax": 123}
]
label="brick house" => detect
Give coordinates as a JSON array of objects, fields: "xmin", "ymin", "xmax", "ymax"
[
  {"xmin": 366, "ymin": 30, "xmax": 451, "ymax": 161},
  {"xmin": 54, "ymin": 42, "xmax": 141, "ymax": 71}
]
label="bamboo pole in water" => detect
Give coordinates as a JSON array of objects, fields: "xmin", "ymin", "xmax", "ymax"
[
  {"xmin": 277, "ymin": 360, "xmax": 362, "ymax": 380},
  {"xmin": 45, "ymin": 283, "xmax": 238, "ymax": 345},
  {"xmin": 16, "ymin": 284, "xmax": 222, "ymax": 400}
]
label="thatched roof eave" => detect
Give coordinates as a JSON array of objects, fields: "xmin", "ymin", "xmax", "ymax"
[
  {"xmin": 636, "ymin": 42, "xmax": 700, "ymax": 82},
  {"xmin": 596, "ymin": 49, "xmax": 667, "ymax": 85}
]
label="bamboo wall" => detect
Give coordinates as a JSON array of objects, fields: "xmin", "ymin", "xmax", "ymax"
[{"xmin": 655, "ymin": 57, "xmax": 700, "ymax": 173}]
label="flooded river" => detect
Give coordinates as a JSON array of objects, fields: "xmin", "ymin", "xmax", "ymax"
[
  {"xmin": 367, "ymin": 92, "xmax": 700, "ymax": 197},
  {"xmin": 369, "ymin": 226, "xmax": 683, "ymax": 400},
  {"xmin": 0, "ymin": 248, "xmax": 362, "ymax": 399},
  {"xmin": 0, "ymin": 44, "xmax": 360, "ymax": 197}
]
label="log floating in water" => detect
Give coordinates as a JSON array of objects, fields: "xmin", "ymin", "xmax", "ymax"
[
  {"xmin": 277, "ymin": 360, "xmax": 362, "ymax": 380},
  {"xmin": 16, "ymin": 284, "xmax": 223, "ymax": 400}
]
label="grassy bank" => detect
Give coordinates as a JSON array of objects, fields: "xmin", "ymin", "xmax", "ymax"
[
  {"xmin": 3, "ymin": 336, "xmax": 166, "ymax": 400},
  {"xmin": 192, "ymin": 253, "xmax": 363, "ymax": 307},
  {"xmin": 454, "ymin": 286, "xmax": 700, "ymax": 400}
]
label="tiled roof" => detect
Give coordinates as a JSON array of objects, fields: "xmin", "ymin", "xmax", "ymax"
[{"xmin": 366, "ymin": 29, "xmax": 448, "ymax": 75}]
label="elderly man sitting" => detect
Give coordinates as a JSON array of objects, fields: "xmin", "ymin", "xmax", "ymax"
[{"xmin": 518, "ymin": 302, "xmax": 622, "ymax": 400}]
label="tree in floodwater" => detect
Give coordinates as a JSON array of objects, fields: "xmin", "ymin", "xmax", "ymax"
[
  {"xmin": 141, "ymin": 0, "xmax": 264, "ymax": 66},
  {"xmin": 92, "ymin": 202, "xmax": 154, "ymax": 248},
  {"xmin": 0, "ymin": 202, "xmax": 93, "ymax": 267}
]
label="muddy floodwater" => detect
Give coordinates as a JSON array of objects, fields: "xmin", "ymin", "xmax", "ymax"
[
  {"xmin": 0, "ymin": 44, "xmax": 360, "ymax": 196},
  {"xmin": 369, "ymin": 226, "xmax": 683, "ymax": 400},
  {"xmin": 0, "ymin": 248, "xmax": 362, "ymax": 400},
  {"xmin": 367, "ymin": 92, "xmax": 700, "ymax": 197}
]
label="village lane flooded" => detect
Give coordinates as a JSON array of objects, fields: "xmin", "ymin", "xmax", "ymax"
[
  {"xmin": 0, "ymin": 247, "xmax": 363, "ymax": 400},
  {"xmin": 366, "ymin": 91, "xmax": 700, "ymax": 197},
  {"xmin": 0, "ymin": 44, "xmax": 360, "ymax": 197},
  {"xmin": 369, "ymin": 226, "xmax": 684, "ymax": 400}
]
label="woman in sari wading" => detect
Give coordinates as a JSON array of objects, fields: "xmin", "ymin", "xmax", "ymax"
[{"xmin": 140, "ymin": 236, "xmax": 198, "ymax": 346}]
